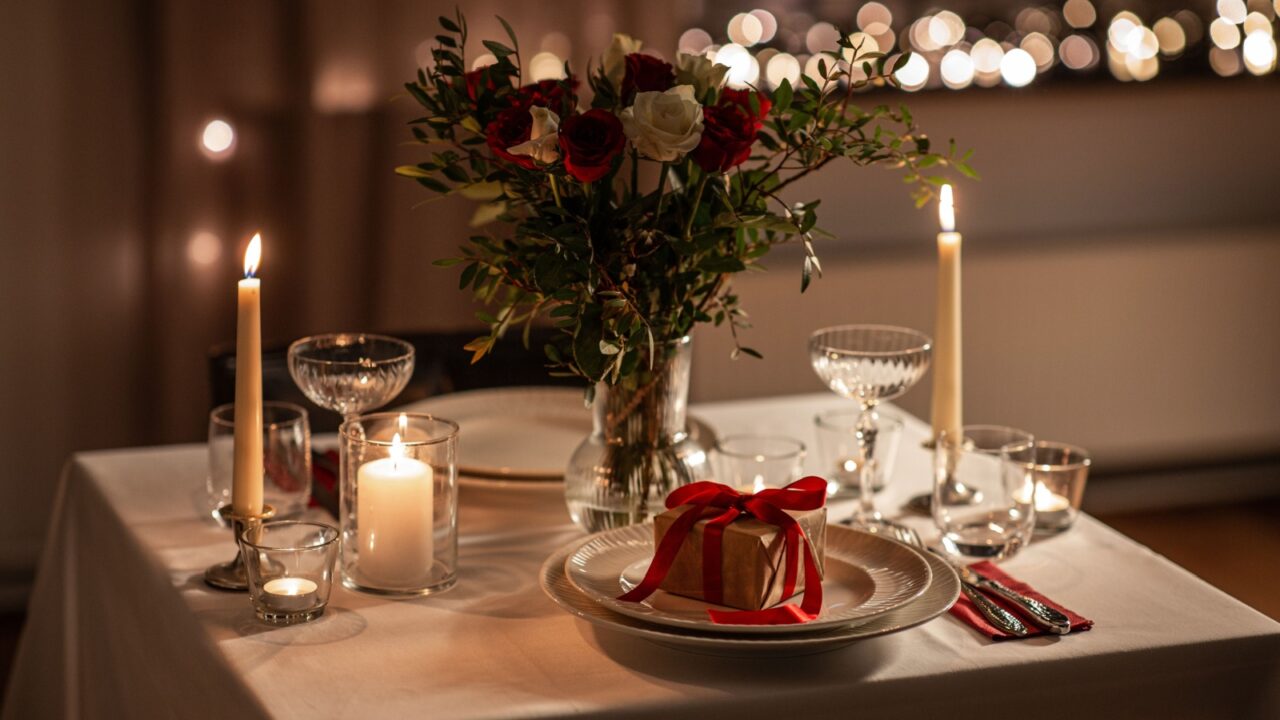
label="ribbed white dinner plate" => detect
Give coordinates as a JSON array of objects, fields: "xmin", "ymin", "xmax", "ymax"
[
  {"xmin": 402, "ymin": 387, "xmax": 589, "ymax": 480},
  {"xmin": 564, "ymin": 523, "xmax": 932, "ymax": 635},
  {"xmin": 541, "ymin": 530, "xmax": 958, "ymax": 656}
]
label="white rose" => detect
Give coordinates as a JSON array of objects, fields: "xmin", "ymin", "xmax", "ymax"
[
  {"xmin": 620, "ymin": 85, "xmax": 704, "ymax": 162},
  {"xmin": 604, "ymin": 33, "xmax": 643, "ymax": 88},
  {"xmin": 507, "ymin": 106, "xmax": 560, "ymax": 165},
  {"xmin": 675, "ymin": 52, "xmax": 728, "ymax": 96}
]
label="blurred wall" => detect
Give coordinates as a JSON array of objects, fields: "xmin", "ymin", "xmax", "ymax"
[
  {"xmin": 1, "ymin": 0, "xmax": 1277, "ymax": 605},
  {"xmin": 690, "ymin": 81, "xmax": 1280, "ymax": 470}
]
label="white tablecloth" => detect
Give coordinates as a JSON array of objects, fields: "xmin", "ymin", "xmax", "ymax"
[{"xmin": 5, "ymin": 394, "xmax": 1279, "ymax": 719}]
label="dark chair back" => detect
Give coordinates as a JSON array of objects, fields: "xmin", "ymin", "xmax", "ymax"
[{"xmin": 209, "ymin": 328, "xmax": 581, "ymax": 433}]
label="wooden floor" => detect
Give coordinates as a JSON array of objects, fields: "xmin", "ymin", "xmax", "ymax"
[
  {"xmin": 1096, "ymin": 498, "xmax": 1280, "ymax": 621},
  {"xmin": 0, "ymin": 501, "xmax": 1276, "ymax": 706}
]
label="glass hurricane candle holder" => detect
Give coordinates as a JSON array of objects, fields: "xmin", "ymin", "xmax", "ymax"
[
  {"xmin": 340, "ymin": 412, "xmax": 458, "ymax": 596},
  {"xmin": 239, "ymin": 520, "xmax": 339, "ymax": 624}
]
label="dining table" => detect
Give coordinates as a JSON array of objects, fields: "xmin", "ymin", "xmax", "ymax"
[{"xmin": 4, "ymin": 392, "xmax": 1279, "ymax": 719}]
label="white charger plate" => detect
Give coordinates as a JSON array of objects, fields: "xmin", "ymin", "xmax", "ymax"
[
  {"xmin": 403, "ymin": 387, "xmax": 589, "ymax": 480},
  {"xmin": 404, "ymin": 386, "xmax": 716, "ymax": 482},
  {"xmin": 541, "ymin": 531, "xmax": 958, "ymax": 657},
  {"xmin": 564, "ymin": 523, "xmax": 932, "ymax": 635}
]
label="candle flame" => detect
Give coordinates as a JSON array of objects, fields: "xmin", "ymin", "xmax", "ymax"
[
  {"xmin": 398, "ymin": 413, "xmax": 408, "ymax": 436},
  {"xmin": 390, "ymin": 432, "xmax": 405, "ymax": 462},
  {"xmin": 938, "ymin": 184, "xmax": 955, "ymax": 233},
  {"xmin": 243, "ymin": 233, "xmax": 262, "ymax": 278}
]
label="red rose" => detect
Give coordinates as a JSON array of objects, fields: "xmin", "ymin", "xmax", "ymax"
[
  {"xmin": 464, "ymin": 68, "xmax": 498, "ymax": 101},
  {"xmin": 621, "ymin": 53, "xmax": 675, "ymax": 102},
  {"xmin": 558, "ymin": 109, "xmax": 625, "ymax": 182},
  {"xmin": 512, "ymin": 77, "xmax": 579, "ymax": 116},
  {"xmin": 692, "ymin": 90, "xmax": 769, "ymax": 172},
  {"xmin": 485, "ymin": 106, "xmax": 537, "ymax": 170},
  {"xmin": 717, "ymin": 88, "xmax": 771, "ymax": 127}
]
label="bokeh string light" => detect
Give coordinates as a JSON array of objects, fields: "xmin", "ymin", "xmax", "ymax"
[{"xmin": 659, "ymin": 1, "xmax": 1278, "ymax": 95}]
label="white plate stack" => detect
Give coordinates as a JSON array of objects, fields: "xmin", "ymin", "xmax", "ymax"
[{"xmin": 541, "ymin": 523, "xmax": 961, "ymax": 656}]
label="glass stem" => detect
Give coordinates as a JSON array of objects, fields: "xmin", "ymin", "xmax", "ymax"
[{"xmin": 854, "ymin": 404, "xmax": 879, "ymax": 525}]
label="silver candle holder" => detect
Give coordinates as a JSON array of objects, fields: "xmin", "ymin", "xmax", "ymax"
[{"xmin": 204, "ymin": 503, "xmax": 277, "ymax": 591}]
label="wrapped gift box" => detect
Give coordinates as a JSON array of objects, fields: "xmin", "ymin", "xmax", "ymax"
[{"xmin": 652, "ymin": 505, "xmax": 826, "ymax": 611}]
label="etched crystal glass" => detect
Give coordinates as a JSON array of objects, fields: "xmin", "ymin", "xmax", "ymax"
[
  {"xmin": 288, "ymin": 333, "xmax": 415, "ymax": 424},
  {"xmin": 809, "ymin": 325, "xmax": 931, "ymax": 532}
]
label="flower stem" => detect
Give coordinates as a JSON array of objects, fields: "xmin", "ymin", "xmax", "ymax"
[
  {"xmin": 630, "ymin": 149, "xmax": 639, "ymax": 201},
  {"xmin": 654, "ymin": 164, "xmax": 669, "ymax": 221},
  {"xmin": 549, "ymin": 175, "xmax": 564, "ymax": 209},
  {"xmin": 684, "ymin": 174, "xmax": 709, "ymax": 240}
]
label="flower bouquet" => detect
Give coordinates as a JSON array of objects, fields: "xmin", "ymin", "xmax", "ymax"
[{"xmin": 399, "ymin": 12, "xmax": 971, "ymax": 530}]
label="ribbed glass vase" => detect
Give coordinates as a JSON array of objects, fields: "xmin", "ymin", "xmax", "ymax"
[{"xmin": 564, "ymin": 336, "xmax": 711, "ymax": 533}]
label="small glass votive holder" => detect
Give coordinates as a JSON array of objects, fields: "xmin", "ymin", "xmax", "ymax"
[
  {"xmin": 713, "ymin": 434, "xmax": 806, "ymax": 493},
  {"xmin": 239, "ymin": 520, "xmax": 339, "ymax": 625},
  {"xmin": 340, "ymin": 412, "xmax": 458, "ymax": 596},
  {"xmin": 1009, "ymin": 441, "xmax": 1092, "ymax": 534},
  {"xmin": 813, "ymin": 410, "xmax": 903, "ymax": 499}
]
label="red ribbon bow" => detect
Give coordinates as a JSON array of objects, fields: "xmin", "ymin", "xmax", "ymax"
[{"xmin": 617, "ymin": 477, "xmax": 828, "ymax": 625}]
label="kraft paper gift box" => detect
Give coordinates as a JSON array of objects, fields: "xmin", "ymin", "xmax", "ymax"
[{"xmin": 652, "ymin": 505, "xmax": 826, "ymax": 611}]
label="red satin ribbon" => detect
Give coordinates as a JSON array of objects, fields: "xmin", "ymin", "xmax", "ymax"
[{"xmin": 617, "ymin": 477, "xmax": 827, "ymax": 625}]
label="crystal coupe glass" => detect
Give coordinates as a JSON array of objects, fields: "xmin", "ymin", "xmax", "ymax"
[
  {"xmin": 288, "ymin": 333, "xmax": 415, "ymax": 425},
  {"xmin": 809, "ymin": 325, "xmax": 932, "ymax": 534}
]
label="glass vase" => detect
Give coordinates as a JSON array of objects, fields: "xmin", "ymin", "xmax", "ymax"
[{"xmin": 564, "ymin": 336, "xmax": 711, "ymax": 533}]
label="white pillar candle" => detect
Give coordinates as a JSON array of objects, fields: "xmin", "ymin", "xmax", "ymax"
[
  {"xmin": 357, "ymin": 426, "xmax": 434, "ymax": 587},
  {"xmin": 930, "ymin": 185, "xmax": 963, "ymax": 442},
  {"xmin": 232, "ymin": 233, "xmax": 265, "ymax": 517},
  {"xmin": 262, "ymin": 577, "xmax": 318, "ymax": 611}
]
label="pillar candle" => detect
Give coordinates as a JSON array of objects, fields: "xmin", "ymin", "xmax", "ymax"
[
  {"xmin": 357, "ymin": 427, "xmax": 434, "ymax": 587},
  {"xmin": 931, "ymin": 185, "xmax": 963, "ymax": 441},
  {"xmin": 232, "ymin": 233, "xmax": 264, "ymax": 517}
]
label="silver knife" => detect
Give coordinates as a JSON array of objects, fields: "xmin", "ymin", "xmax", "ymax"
[
  {"xmin": 959, "ymin": 565, "xmax": 1072, "ymax": 635},
  {"xmin": 959, "ymin": 582, "xmax": 1029, "ymax": 637},
  {"xmin": 926, "ymin": 548, "xmax": 1029, "ymax": 637}
]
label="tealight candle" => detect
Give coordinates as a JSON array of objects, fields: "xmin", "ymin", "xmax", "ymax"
[
  {"xmin": 1016, "ymin": 483, "xmax": 1073, "ymax": 531},
  {"xmin": 262, "ymin": 577, "xmax": 318, "ymax": 612}
]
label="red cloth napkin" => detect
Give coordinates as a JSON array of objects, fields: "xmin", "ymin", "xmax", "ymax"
[
  {"xmin": 948, "ymin": 561, "xmax": 1093, "ymax": 640},
  {"xmin": 308, "ymin": 450, "xmax": 340, "ymax": 519}
]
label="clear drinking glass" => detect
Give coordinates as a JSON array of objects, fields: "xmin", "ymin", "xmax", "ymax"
[
  {"xmin": 240, "ymin": 520, "xmax": 339, "ymax": 625},
  {"xmin": 712, "ymin": 434, "xmax": 806, "ymax": 493},
  {"xmin": 339, "ymin": 412, "xmax": 458, "ymax": 596},
  {"xmin": 813, "ymin": 411, "xmax": 903, "ymax": 499},
  {"xmin": 1007, "ymin": 441, "xmax": 1092, "ymax": 534},
  {"xmin": 288, "ymin": 333, "xmax": 415, "ymax": 425},
  {"xmin": 207, "ymin": 402, "xmax": 312, "ymax": 522},
  {"xmin": 933, "ymin": 425, "xmax": 1037, "ymax": 560},
  {"xmin": 809, "ymin": 325, "xmax": 932, "ymax": 534}
]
